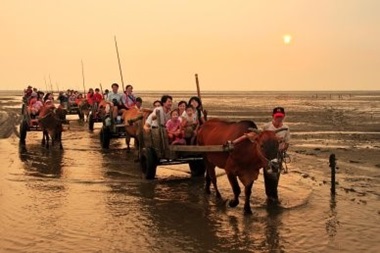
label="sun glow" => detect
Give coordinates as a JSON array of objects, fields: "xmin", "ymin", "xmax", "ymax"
[{"xmin": 283, "ymin": 34, "xmax": 292, "ymax": 44}]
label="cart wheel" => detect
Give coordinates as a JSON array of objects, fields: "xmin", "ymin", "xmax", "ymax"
[
  {"xmin": 89, "ymin": 115, "xmax": 95, "ymax": 131},
  {"xmin": 19, "ymin": 120, "xmax": 28, "ymax": 145},
  {"xmin": 140, "ymin": 148, "xmax": 157, "ymax": 180},
  {"xmin": 100, "ymin": 126, "xmax": 111, "ymax": 149},
  {"xmin": 189, "ymin": 160, "xmax": 206, "ymax": 177}
]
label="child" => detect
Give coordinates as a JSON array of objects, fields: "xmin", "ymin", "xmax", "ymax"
[
  {"xmin": 166, "ymin": 109, "xmax": 185, "ymax": 145},
  {"xmin": 181, "ymin": 105, "xmax": 199, "ymax": 145}
]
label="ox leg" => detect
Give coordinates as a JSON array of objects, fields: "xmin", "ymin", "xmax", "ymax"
[
  {"xmin": 263, "ymin": 169, "xmax": 280, "ymax": 204},
  {"xmin": 205, "ymin": 161, "xmax": 221, "ymax": 198},
  {"xmin": 243, "ymin": 182, "xmax": 254, "ymax": 214},
  {"xmin": 227, "ymin": 173, "xmax": 240, "ymax": 208},
  {"xmin": 41, "ymin": 131, "xmax": 46, "ymax": 146},
  {"xmin": 125, "ymin": 136, "xmax": 131, "ymax": 152},
  {"xmin": 58, "ymin": 131, "xmax": 63, "ymax": 150}
]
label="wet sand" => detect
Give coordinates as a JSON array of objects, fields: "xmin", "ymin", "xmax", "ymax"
[{"xmin": 0, "ymin": 90, "xmax": 379, "ymax": 253}]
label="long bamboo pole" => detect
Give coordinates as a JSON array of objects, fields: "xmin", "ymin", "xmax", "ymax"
[
  {"xmin": 81, "ymin": 60, "xmax": 86, "ymax": 95},
  {"xmin": 195, "ymin": 73, "xmax": 202, "ymax": 101},
  {"xmin": 99, "ymin": 83, "xmax": 103, "ymax": 95},
  {"xmin": 114, "ymin": 35, "xmax": 125, "ymax": 91},
  {"xmin": 44, "ymin": 76, "xmax": 48, "ymax": 93},
  {"xmin": 49, "ymin": 74, "xmax": 53, "ymax": 93}
]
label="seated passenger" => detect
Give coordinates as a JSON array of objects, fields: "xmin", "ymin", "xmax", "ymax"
[
  {"xmin": 188, "ymin": 96, "xmax": 206, "ymax": 125},
  {"xmin": 166, "ymin": 109, "xmax": 185, "ymax": 145},
  {"xmin": 144, "ymin": 95, "xmax": 173, "ymax": 132},
  {"xmin": 106, "ymin": 83, "xmax": 125, "ymax": 121},
  {"xmin": 27, "ymin": 94, "xmax": 43, "ymax": 117},
  {"xmin": 135, "ymin": 97, "xmax": 143, "ymax": 111},
  {"xmin": 181, "ymin": 105, "xmax": 199, "ymax": 145}
]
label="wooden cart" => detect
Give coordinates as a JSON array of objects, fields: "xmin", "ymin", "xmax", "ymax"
[{"xmin": 138, "ymin": 119, "xmax": 232, "ymax": 179}]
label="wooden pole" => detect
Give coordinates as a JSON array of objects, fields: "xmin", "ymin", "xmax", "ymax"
[
  {"xmin": 99, "ymin": 83, "xmax": 103, "ymax": 96},
  {"xmin": 114, "ymin": 35, "xmax": 125, "ymax": 91},
  {"xmin": 49, "ymin": 74, "xmax": 53, "ymax": 93},
  {"xmin": 329, "ymin": 154, "xmax": 337, "ymax": 195},
  {"xmin": 44, "ymin": 76, "xmax": 48, "ymax": 93},
  {"xmin": 195, "ymin": 73, "xmax": 207, "ymax": 121},
  {"xmin": 195, "ymin": 73, "xmax": 202, "ymax": 101},
  {"xmin": 56, "ymin": 82, "xmax": 60, "ymax": 93},
  {"xmin": 81, "ymin": 59, "xmax": 86, "ymax": 95}
]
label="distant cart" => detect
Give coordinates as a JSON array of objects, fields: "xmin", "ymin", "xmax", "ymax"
[{"xmin": 137, "ymin": 114, "xmax": 232, "ymax": 179}]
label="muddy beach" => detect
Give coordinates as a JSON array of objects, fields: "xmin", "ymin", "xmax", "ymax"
[{"xmin": 0, "ymin": 90, "xmax": 379, "ymax": 253}]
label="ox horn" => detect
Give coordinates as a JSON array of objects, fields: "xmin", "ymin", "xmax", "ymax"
[
  {"xmin": 274, "ymin": 127, "xmax": 289, "ymax": 134},
  {"xmin": 248, "ymin": 127, "xmax": 261, "ymax": 134}
]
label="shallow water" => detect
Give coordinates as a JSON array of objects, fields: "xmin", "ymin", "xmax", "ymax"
[{"xmin": 1, "ymin": 91, "xmax": 380, "ymax": 252}]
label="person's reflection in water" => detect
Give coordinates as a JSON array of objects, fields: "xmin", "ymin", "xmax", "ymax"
[
  {"xmin": 263, "ymin": 204, "xmax": 285, "ymax": 252},
  {"xmin": 19, "ymin": 143, "xmax": 64, "ymax": 178}
]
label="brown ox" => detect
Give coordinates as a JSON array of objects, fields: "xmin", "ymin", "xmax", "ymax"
[
  {"xmin": 77, "ymin": 99, "xmax": 91, "ymax": 121},
  {"xmin": 38, "ymin": 106, "xmax": 66, "ymax": 149},
  {"xmin": 197, "ymin": 118, "xmax": 280, "ymax": 214},
  {"xmin": 121, "ymin": 108, "xmax": 152, "ymax": 151}
]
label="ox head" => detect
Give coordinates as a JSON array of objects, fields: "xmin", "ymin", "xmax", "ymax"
[{"xmin": 247, "ymin": 128, "xmax": 280, "ymax": 174}]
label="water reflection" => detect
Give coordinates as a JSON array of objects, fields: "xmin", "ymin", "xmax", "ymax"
[
  {"xmin": 19, "ymin": 143, "xmax": 63, "ymax": 178},
  {"xmin": 326, "ymin": 195, "xmax": 340, "ymax": 237}
]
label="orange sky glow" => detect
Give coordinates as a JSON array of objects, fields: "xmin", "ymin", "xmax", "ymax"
[{"xmin": 1, "ymin": 0, "xmax": 379, "ymax": 91}]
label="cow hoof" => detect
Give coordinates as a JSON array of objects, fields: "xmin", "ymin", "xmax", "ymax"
[
  {"xmin": 228, "ymin": 199, "xmax": 239, "ymax": 208},
  {"xmin": 267, "ymin": 197, "xmax": 280, "ymax": 206}
]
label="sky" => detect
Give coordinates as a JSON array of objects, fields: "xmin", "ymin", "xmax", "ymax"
[{"xmin": 1, "ymin": 0, "xmax": 379, "ymax": 91}]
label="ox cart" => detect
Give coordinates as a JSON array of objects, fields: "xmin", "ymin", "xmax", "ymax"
[
  {"xmin": 99, "ymin": 110, "xmax": 129, "ymax": 149},
  {"xmin": 137, "ymin": 119, "xmax": 232, "ymax": 180},
  {"xmin": 19, "ymin": 103, "xmax": 42, "ymax": 144},
  {"xmin": 88, "ymin": 102, "xmax": 103, "ymax": 131}
]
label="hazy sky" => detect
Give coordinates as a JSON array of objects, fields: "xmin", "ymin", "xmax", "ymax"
[{"xmin": 1, "ymin": 0, "xmax": 379, "ymax": 91}]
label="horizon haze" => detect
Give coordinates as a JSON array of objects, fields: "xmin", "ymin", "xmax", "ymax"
[{"xmin": 1, "ymin": 0, "xmax": 379, "ymax": 92}]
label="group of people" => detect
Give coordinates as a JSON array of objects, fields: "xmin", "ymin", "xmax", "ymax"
[
  {"xmin": 143, "ymin": 95, "xmax": 206, "ymax": 145},
  {"xmin": 23, "ymin": 83, "xmax": 291, "ymax": 152},
  {"xmin": 23, "ymin": 85, "xmax": 57, "ymax": 117}
]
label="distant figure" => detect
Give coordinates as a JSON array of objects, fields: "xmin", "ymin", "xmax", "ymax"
[
  {"xmin": 93, "ymin": 88, "xmax": 103, "ymax": 104},
  {"xmin": 103, "ymin": 89, "xmax": 109, "ymax": 100},
  {"xmin": 263, "ymin": 107, "xmax": 290, "ymax": 152}
]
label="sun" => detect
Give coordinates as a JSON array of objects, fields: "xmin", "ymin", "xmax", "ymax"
[{"xmin": 283, "ymin": 34, "xmax": 292, "ymax": 45}]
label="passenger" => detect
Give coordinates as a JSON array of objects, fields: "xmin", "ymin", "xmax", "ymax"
[
  {"xmin": 43, "ymin": 93, "xmax": 55, "ymax": 109},
  {"xmin": 103, "ymin": 89, "xmax": 109, "ymax": 100},
  {"xmin": 135, "ymin": 97, "xmax": 143, "ymax": 111},
  {"xmin": 93, "ymin": 88, "xmax": 103, "ymax": 104},
  {"xmin": 166, "ymin": 109, "xmax": 185, "ymax": 145},
  {"xmin": 144, "ymin": 95, "xmax": 173, "ymax": 131},
  {"xmin": 106, "ymin": 83, "xmax": 124, "ymax": 120},
  {"xmin": 152, "ymin": 100, "xmax": 162, "ymax": 108},
  {"xmin": 23, "ymin": 85, "xmax": 33, "ymax": 103},
  {"xmin": 181, "ymin": 104, "xmax": 199, "ymax": 145},
  {"xmin": 121, "ymin": 84, "xmax": 136, "ymax": 109},
  {"xmin": 27, "ymin": 93, "xmax": 43, "ymax": 116},
  {"xmin": 263, "ymin": 107, "xmax": 290, "ymax": 152},
  {"xmin": 187, "ymin": 96, "xmax": 206, "ymax": 125},
  {"xmin": 86, "ymin": 88, "xmax": 95, "ymax": 106},
  {"xmin": 177, "ymin": 101, "xmax": 187, "ymax": 120},
  {"xmin": 58, "ymin": 91, "xmax": 68, "ymax": 109},
  {"xmin": 75, "ymin": 93, "xmax": 84, "ymax": 106}
]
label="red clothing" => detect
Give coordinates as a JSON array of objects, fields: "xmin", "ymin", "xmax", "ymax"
[
  {"xmin": 86, "ymin": 93, "xmax": 94, "ymax": 105},
  {"xmin": 28, "ymin": 97, "xmax": 37, "ymax": 106},
  {"xmin": 93, "ymin": 93, "xmax": 103, "ymax": 103}
]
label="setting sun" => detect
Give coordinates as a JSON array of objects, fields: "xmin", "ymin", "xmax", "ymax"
[{"xmin": 283, "ymin": 34, "xmax": 292, "ymax": 45}]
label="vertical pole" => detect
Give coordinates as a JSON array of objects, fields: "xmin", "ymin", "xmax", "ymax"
[
  {"xmin": 99, "ymin": 83, "xmax": 103, "ymax": 95},
  {"xmin": 329, "ymin": 154, "xmax": 336, "ymax": 195},
  {"xmin": 195, "ymin": 73, "xmax": 201, "ymax": 101},
  {"xmin": 49, "ymin": 74, "xmax": 53, "ymax": 93},
  {"xmin": 114, "ymin": 36, "xmax": 125, "ymax": 91},
  {"xmin": 81, "ymin": 60, "xmax": 86, "ymax": 95},
  {"xmin": 44, "ymin": 76, "xmax": 48, "ymax": 93}
]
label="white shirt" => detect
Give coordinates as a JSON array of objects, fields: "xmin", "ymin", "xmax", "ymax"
[
  {"xmin": 263, "ymin": 122, "xmax": 290, "ymax": 144},
  {"xmin": 145, "ymin": 106, "xmax": 171, "ymax": 127}
]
